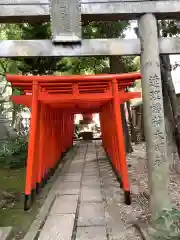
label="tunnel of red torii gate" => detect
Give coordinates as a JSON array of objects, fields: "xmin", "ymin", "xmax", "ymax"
[{"xmin": 6, "ymin": 72, "xmax": 141, "ymax": 211}]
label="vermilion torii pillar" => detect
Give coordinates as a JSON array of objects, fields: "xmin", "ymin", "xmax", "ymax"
[
  {"xmin": 24, "ymin": 80, "xmax": 39, "ymax": 208},
  {"xmin": 112, "ymin": 78, "xmax": 130, "ymax": 204}
]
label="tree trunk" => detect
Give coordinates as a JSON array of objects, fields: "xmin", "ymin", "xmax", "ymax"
[
  {"xmin": 157, "ymin": 21, "xmax": 180, "ymax": 164},
  {"xmin": 126, "ymin": 100, "xmax": 137, "ymax": 143},
  {"xmin": 121, "ymin": 104, "xmax": 133, "ymax": 153},
  {"xmin": 160, "ymin": 55, "xmax": 180, "ymax": 171}
]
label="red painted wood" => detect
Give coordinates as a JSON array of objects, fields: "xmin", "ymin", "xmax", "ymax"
[{"xmin": 6, "ymin": 72, "xmax": 141, "ymax": 209}]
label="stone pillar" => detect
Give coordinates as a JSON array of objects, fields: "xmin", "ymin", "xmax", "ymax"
[{"xmin": 138, "ymin": 14, "xmax": 171, "ymax": 219}]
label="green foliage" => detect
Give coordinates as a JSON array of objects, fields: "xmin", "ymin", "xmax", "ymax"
[
  {"xmin": 16, "ymin": 23, "xmax": 62, "ymax": 75},
  {"xmin": 0, "ymin": 24, "xmax": 22, "ymax": 40},
  {"xmin": 159, "ymin": 20, "xmax": 180, "ymax": 37},
  {"xmin": 0, "ymin": 20, "xmax": 138, "ymax": 77},
  {"xmin": 158, "ymin": 20, "xmax": 180, "ymax": 70},
  {"xmin": 152, "ymin": 209, "xmax": 180, "ymax": 240},
  {"xmin": 0, "ymin": 137, "xmax": 28, "ymax": 169},
  {"xmin": 83, "ymin": 21, "xmax": 130, "ymax": 39}
]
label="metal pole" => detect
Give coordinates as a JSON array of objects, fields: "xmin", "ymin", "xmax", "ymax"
[{"xmin": 138, "ymin": 13, "xmax": 171, "ymax": 219}]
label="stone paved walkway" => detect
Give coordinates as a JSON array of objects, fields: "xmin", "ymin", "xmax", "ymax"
[{"xmin": 37, "ymin": 141, "xmax": 142, "ymax": 240}]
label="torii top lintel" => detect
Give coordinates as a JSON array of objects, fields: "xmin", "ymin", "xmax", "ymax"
[
  {"xmin": 0, "ymin": 0, "xmax": 179, "ymax": 23},
  {"xmin": 6, "ymin": 73, "xmax": 141, "ymax": 83},
  {"xmin": 6, "ymin": 73, "xmax": 141, "ymax": 112}
]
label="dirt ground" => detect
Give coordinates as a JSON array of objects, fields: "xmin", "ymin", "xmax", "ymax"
[
  {"xmin": 126, "ymin": 143, "xmax": 180, "ymax": 219},
  {"xmin": 0, "ymin": 168, "xmax": 55, "ymax": 240}
]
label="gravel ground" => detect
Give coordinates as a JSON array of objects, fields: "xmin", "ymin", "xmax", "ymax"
[
  {"xmin": 96, "ymin": 141, "xmax": 180, "ymax": 239},
  {"xmin": 127, "ymin": 142, "xmax": 180, "ymax": 211}
]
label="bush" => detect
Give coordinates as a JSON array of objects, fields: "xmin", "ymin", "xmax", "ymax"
[
  {"xmin": 0, "ymin": 137, "xmax": 28, "ymax": 169},
  {"xmin": 152, "ymin": 209, "xmax": 180, "ymax": 240}
]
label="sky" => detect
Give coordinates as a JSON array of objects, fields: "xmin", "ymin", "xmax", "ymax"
[{"xmin": 124, "ymin": 21, "xmax": 180, "ymax": 94}]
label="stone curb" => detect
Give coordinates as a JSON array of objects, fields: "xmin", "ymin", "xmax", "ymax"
[
  {"xmin": 23, "ymin": 145, "xmax": 79, "ymax": 240},
  {"xmin": 0, "ymin": 227, "xmax": 12, "ymax": 240}
]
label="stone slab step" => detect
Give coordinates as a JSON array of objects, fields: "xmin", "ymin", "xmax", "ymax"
[
  {"xmin": 76, "ymin": 226, "xmax": 107, "ymax": 240},
  {"xmin": 0, "ymin": 227, "xmax": 12, "ymax": 240},
  {"xmin": 77, "ymin": 202, "xmax": 105, "ymax": 226},
  {"xmin": 50, "ymin": 195, "xmax": 78, "ymax": 215},
  {"xmin": 38, "ymin": 214, "xmax": 75, "ymax": 240}
]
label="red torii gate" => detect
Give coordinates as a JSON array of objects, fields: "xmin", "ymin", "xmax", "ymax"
[{"xmin": 6, "ymin": 73, "xmax": 141, "ymax": 210}]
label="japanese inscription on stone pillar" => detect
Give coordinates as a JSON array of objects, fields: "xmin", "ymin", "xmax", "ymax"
[
  {"xmin": 149, "ymin": 74, "xmax": 166, "ymax": 162},
  {"xmin": 50, "ymin": 0, "xmax": 82, "ymax": 43}
]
